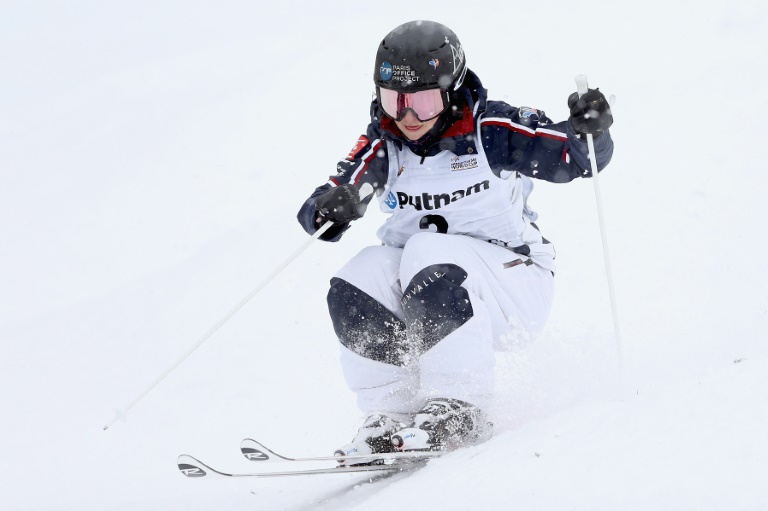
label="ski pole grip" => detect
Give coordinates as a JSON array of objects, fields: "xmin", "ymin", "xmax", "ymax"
[{"xmin": 575, "ymin": 74, "xmax": 589, "ymax": 98}]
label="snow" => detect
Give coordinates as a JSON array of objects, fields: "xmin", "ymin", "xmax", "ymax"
[{"xmin": 1, "ymin": 1, "xmax": 767, "ymax": 509}]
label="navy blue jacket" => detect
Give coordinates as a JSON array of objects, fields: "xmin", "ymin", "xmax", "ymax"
[{"xmin": 298, "ymin": 70, "xmax": 613, "ymax": 240}]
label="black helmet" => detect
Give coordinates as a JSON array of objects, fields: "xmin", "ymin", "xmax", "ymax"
[{"xmin": 374, "ymin": 20, "xmax": 467, "ymax": 93}]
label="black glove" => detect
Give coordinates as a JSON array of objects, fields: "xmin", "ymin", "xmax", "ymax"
[
  {"xmin": 315, "ymin": 183, "xmax": 366, "ymax": 224},
  {"xmin": 567, "ymin": 88, "xmax": 613, "ymax": 136}
]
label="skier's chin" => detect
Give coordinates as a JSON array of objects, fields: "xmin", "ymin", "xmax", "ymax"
[
  {"xmin": 396, "ymin": 118, "xmax": 437, "ymax": 141},
  {"xmin": 402, "ymin": 128, "xmax": 427, "ymax": 141}
]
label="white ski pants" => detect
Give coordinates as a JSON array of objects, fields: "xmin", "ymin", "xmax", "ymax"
[{"xmin": 328, "ymin": 232, "xmax": 554, "ymax": 415}]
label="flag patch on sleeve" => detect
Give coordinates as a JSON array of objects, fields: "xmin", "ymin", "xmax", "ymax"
[{"xmin": 346, "ymin": 136, "xmax": 370, "ymax": 161}]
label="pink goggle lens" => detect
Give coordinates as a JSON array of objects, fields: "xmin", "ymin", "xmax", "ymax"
[{"xmin": 379, "ymin": 88, "xmax": 447, "ymax": 122}]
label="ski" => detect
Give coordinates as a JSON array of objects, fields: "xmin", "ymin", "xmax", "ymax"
[
  {"xmin": 240, "ymin": 437, "xmax": 443, "ymax": 464},
  {"xmin": 177, "ymin": 454, "xmax": 426, "ymax": 479}
]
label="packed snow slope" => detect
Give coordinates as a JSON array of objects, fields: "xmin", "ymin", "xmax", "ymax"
[{"xmin": 1, "ymin": 1, "xmax": 767, "ymax": 510}]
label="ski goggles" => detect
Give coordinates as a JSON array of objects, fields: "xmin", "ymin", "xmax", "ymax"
[{"xmin": 378, "ymin": 87, "xmax": 450, "ymax": 122}]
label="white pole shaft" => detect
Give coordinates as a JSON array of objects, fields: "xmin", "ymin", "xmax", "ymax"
[
  {"xmin": 102, "ymin": 221, "xmax": 334, "ymax": 431},
  {"xmin": 103, "ymin": 183, "xmax": 374, "ymax": 430},
  {"xmin": 575, "ymin": 75, "xmax": 623, "ymax": 365}
]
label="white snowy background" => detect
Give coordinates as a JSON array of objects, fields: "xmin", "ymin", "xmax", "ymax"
[{"xmin": 2, "ymin": 0, "xmax": 767, "ymax": 509}]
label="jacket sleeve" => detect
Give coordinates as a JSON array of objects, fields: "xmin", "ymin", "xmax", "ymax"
[
  {"xmin": 480, "ymin": 100, "xmax": 613, "ymax": 183},
  {"xmin": 297, "ymin": 102, "xmax": 391, "ymax": 241}
]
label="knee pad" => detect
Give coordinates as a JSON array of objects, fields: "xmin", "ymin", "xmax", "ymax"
[
  {"xmin": 401, "ymin": 264, "xmax": 474, "ymax": 353},
  {"xmin": 327, "ymin": 277, "xmax": 409, "ymax": 366}
]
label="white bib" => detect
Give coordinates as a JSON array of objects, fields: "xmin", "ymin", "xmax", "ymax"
[{"xmin": 375, "ymin": 132, "xmax": 556, "ymax": 272}]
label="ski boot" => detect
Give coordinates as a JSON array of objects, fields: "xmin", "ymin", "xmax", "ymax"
[
  {"xmin": 334, "ymin": 413, "xmax": 408, "ymax": 466},
  {"xmin": 391, "ymin": 398, "xmax": 493, "ymax": 452}
]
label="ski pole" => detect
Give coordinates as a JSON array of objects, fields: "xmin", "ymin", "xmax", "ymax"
[
  {"xmin": 575, "ymin": 75, "xmax": 623, "ymax": 365},
  {"xmin": 103, "ymin": 183, "xmax": 374, "ymax": 430}
]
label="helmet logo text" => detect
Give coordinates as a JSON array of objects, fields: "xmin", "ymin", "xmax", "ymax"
[{"xmin": 389, "ymin": 64, "xmax": 420, "ymax": 84}]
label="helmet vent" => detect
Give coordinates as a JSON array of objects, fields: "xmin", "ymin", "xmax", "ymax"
[{"xmin": 429, "ymin": 42, "xmax": 447, "ymax": 52}]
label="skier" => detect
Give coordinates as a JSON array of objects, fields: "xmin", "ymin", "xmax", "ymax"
[{"xmin": 297, "ymin": 20, "xmax": 613, "ymax": 459}]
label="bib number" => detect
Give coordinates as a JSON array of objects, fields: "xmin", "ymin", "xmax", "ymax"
[{"xmin": 419, "ymin": 214, "xmax": 449, "ymax": 234}]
